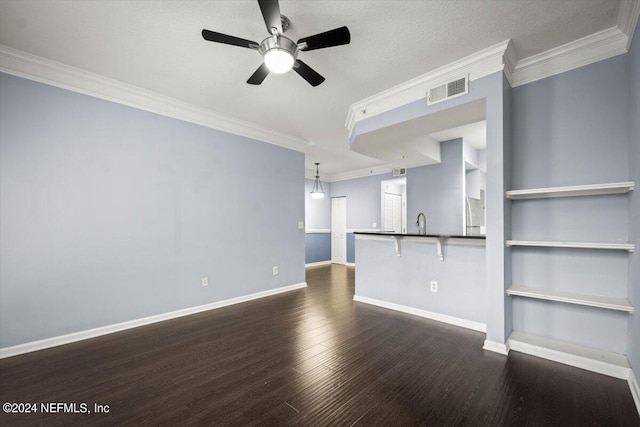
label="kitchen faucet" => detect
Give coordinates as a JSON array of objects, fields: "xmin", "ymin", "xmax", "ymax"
[{"xmin": 416, "ymin": 212, "xmax": 426, "ymax": 235}]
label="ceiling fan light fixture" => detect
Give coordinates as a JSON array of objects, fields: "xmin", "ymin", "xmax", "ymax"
[
  {"xmin": 264, "ymin": 48, "xmax": 294, "ymax": 74},
  {"xmin": 259, "ymin": 35, "xmax": 298, "ymax": 74}
]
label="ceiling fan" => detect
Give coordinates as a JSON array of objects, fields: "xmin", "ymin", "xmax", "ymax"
[{"xmin": 201, "ymin": 0, "xmax": 350, "ymax": 87}]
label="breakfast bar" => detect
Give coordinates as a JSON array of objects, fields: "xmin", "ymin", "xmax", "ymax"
[{"xmin": 353, "ymin": 232, "xmax": 487, "ymax": 331}]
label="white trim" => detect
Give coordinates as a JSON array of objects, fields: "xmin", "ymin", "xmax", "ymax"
[
  {"xmin": 507, "ymin": 285, "xmax": 634, "ymax": 313},
  {"xmin": 305, "ymin": 261, "xmax": 332, "ymax": 267},
  {"xmin": 510, "ymin": 27, "xmax": 628, "ymax": 88},
  {"xmin": 502, "ymin": 38, "xmax": 518, "ymax": 87},
  {"xmin": 353, "ymin": 295, "xmax": 486, "ymax": 333},
  {"xmin": 346, "ymin": 7, "xmax": 638, "ymax": 133},
  {"xmin": 618, "ymin": 0, "xmax": 640, "ymax": 50},
  {"xmin": 346, "ymin": 228, "xmax": 380, "ymax": 233},
  {"xmin": 506, "ymin": 181, "xmax": 635, "ymax": 200},
  {"xmin": 0, "ymin": 45, "xmax": 308, "ymax": 153},
  {"xmin": 506, "ymin": 240, "xmax": 634, "ymax": 252},
  {"xmin": 0, "ymin": 282, "xmax": 307, "ymax": 359},
  {"xmin": 629, "ymin": 369, "xmax": 640, "ymax": 417},
  {"xmin": 345, "ymin": 39, "xmax": 511, "ymax": 134},
  {"xmin": 328, "ymin": 165, "xmax": 394, "ymax": 182},
  {"xmin": 305, "ymin": 229, "xmax": 331, "ymax": 234},
  {"xmin": 483, "ymin": 340, "xmax": 511, "ymax": 355},
  {"xmin": 507, "ymin": 331, "xmax": 631, "ymax": 380},
  {"xmin": 345, "ymin": 262, "xmax": 356, "ymax": 267}
]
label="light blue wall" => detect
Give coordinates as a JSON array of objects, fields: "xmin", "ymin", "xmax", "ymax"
[
  {"xmin": 511, "ymin": 56, "xmax": 630, "ymax": 188},
  {"xmin": 305, "ymin": 233, "xmax": 331, "ymax": 264},
  {"xmin": 355, "ymin": 238, "xmax": 486, "ymax": 324},
  {"xmin": 331, "ymin": 173, "xmax": 393, "ymax": 229},
  {"xmin": 304, "ymin": 178, "xmax": 331, "ymax": 229},
  {"xmin": 510, "ymin": 55, "xmax": 631, "ymax": 353},
  {"xmin": 628, "ymin": 29, "xmax": 640, "ymax": 373},
  {"xmin": 0, "ymin": 73, "xmax": 305, "ymax": 348},
  {"xmin": 347, "ymin": 233, "xmax": 355, "ymax": 263},
  {"xmin": 304, "ymin": 178, "xmax": 331, "ymax": 264},
  {"xmin": 407, "ymin": 139, "xmax": 464, "ymax": 235}
]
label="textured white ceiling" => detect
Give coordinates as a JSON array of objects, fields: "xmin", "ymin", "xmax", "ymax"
[{"xmin": 0, "ymin": 0, "xmax": 620, "ymax": 176}]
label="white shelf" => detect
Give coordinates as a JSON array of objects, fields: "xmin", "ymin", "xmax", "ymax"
[
  {"xmin": 507, "ymin": 285, "xmax": 634, "ymax": 313},
  {"xmin": 507, "ymin": 331, "xmax": 630, "ymax": 379},
  {"xmin": 506, "ymin": 181, "xmax": 634, "ymax": 200},
  {"xmin": 506, "ymin": 240, "xmax": 634, "ymax": 252}
]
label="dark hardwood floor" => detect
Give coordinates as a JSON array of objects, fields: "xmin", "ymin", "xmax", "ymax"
[{"xmin": 1, "ymin": 264, "xmax": 638, "ymax": 426}]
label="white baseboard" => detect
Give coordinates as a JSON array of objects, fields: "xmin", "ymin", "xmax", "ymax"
[
  {"xmin": 507, "ymin": 331, "xmax": 630, "ymax": 380},
  {"xmin": 353, "ymin": 295, "xmax": 486, "ymax": 332},
  {"xmin": 629, "ymin": 369, "xmax": 640, "ymax": 417},
  {"xmin": 305, "ymin": 261, "xmax": 332, "ymax": 268},
  {"xmin": 0, "ymin": 282, "xmax": 307, "ymax": 359},
  {"xmin": 483, "ymin": 340, "xmax": 511, "ymax": 355},
  {"xmin": 345, "ymin": 262, "xmax": 356, "ymax": 267}
]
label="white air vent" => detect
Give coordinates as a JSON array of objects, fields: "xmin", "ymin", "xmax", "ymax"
[
  {"xmin": 426, "ymin": 76, "xmax": 468, "ymax": 106},
  {"xmin": 392, "ymin": 168, "xmax": 406, "ymax": 177}
]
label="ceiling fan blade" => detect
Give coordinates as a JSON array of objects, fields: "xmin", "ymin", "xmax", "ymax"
[
  {"xmin": 258, "ymin": 0, "xmax": 282, "ymax": 34},
  {"xmin": 294, "ymin": 60, "xmax": 325, "ymax": 87},
  {"xmin": 247, "ymin": 63, "xmax": 270, "ymax": 85},
  {"xmin": 297, "ymin": 26, "xmax": 350, "ymax": 51},
  {"xmin": 202, "ymin": 29, "xmax": 259, "ymax": 49}
]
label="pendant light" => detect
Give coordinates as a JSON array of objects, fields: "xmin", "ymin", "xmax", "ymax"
[{"xmin": 310, "ymin": 163, "xmax": 325, "ymax": 199}]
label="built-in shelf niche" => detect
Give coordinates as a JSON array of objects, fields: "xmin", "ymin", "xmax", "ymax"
[
  {"xmin": 505, "ymin": 180, "xmax": 636, "ymax": 374},
  {"xmin": 506, "ymin": 285, "xmax": 633, "ymax": 313}
]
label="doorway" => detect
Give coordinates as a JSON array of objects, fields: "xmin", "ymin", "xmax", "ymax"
[
  {"xmin": 381, "ymin": 177, "xmax": 407, "ymax": 234},
  {"xmin": 331, "ymin": 197, "xmax": 347, "ymax": 264}
]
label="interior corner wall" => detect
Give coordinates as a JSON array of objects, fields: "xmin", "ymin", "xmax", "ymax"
[
  {"xmin": 510, "ymin": 54, "xmax": 630, "ymax": 353},
  {"xmin": 406, "ymin": 138, "xmax": 465, "ymax": 235},
  {"xmin": 0, "ymin": 73, "xmax": 305, "ymax": 349},
  {"xmin": 305, "ymin": 178, "xmax": 331, "ymax": 264},
  {"xmin": 331, "ymin": 173, "xmax": 392, "ymax": 230},
  {"xmin": 627, "ymin": 28, "xmax": 640, "ymax": 374},
  {"xmin": 501, "ymin": 73, "xmax": 513, "ymax": 341},
  {"xmin": 331, "ymin": 173, "xmax": 392, "ymax": 264}
]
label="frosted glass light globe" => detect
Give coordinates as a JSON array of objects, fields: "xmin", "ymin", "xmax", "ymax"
[{"xmin": 264, "ymin": 49, "xmax": 294, "ymax": 74}]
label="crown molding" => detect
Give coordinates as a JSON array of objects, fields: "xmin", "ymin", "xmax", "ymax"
[
  {"xmin": 510, "ymin": 27, "xmax": 629, "ymax": 87},
  {"xmin": 346, "ymin": 3, "xmax": 640, "ymax": 132},
  {"xmin": 328, "ymin": 164, "xmax": 393, "ymax": 182},
  {"xmin": 0, "ymin": 45, "xmax": 308, "ymax": 153},
  {"xmin": 307, "ymin": 164, "xmax": 394, "ymax": 182},
  {"xmin": 502, "ymin": 39, "xmax": 518, "ymax": 87},
  {"xmin": 618, "ymin": 0, "xmax": 640, "ymax": 49},
  {"xmin": 345, "ymin": 39, "xmax": 512, "ymax": 135}
]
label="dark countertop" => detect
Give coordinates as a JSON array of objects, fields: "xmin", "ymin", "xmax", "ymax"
[{"xmin": 353, "ymin": 231, "xmax": 486, "ymax": 240}]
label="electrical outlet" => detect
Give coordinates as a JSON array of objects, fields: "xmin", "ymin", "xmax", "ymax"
[
  {"xmin": 430, "ymin": 280, "xmax": 438, "ymax": 292},
  {"xmin": 298, "ymin": 221, "xmax": 304, "ymax": 229},
  {"xmin": 272, "ymin": 266, "xmax": 278, "ymax": 275},
  {"xmin": 201, "ymin": 277, "xmax": 208, "ymax": 287},
  {"xmin": 372, "ymin": 222, "xmax": 377, "ymax": 228}
]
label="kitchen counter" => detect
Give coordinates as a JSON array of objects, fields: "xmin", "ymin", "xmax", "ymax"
[{"xmin": 354, "ymin": 231, "xmax": 485, "ymax": 240}]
